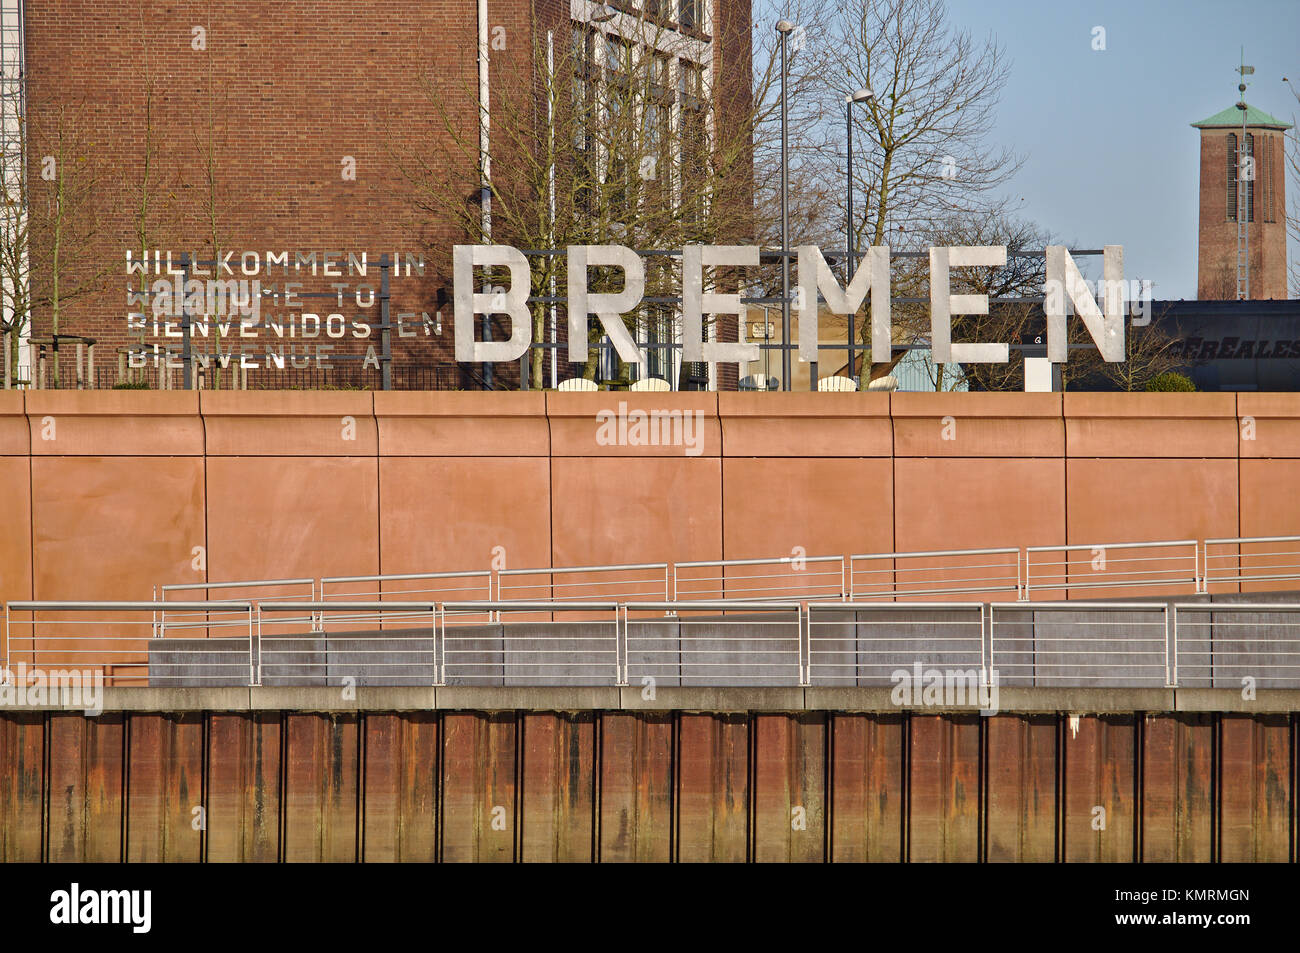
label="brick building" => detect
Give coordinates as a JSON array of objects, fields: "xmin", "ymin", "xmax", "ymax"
[
  {"xmin": 1192, "ymin": 102, "xmax": 1290, "ymax": 300},
  {"xmin": 7, "ymin": 0, "xmax": 753, "ymax": 390}
]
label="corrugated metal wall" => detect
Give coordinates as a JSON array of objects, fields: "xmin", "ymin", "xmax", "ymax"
[{"xmin": 0, "ymin": 709, "xmax": 1293, "ymax": 862}]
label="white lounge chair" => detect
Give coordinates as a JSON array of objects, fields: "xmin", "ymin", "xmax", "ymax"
[
  {"xmin": 817, "ymin": 375, "xmax": 858, "ymax": 392},
  {"xmin": 557, "ymin": 378, "xmax": 599, "ymax": 392},
  {"xmin": 739, "ymin": 374, "xmax": 777, "ymax": 391},
  {"xmin": 865, "ymin": 374, "xmax": 899, "ymax": 392},
  {"xmin": 629, "ymin": 377, "xmax": 671, "ymax": 392}
]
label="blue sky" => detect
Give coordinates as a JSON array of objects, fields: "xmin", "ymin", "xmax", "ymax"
[{"xmin": 943, "ymin": 0, "xmax": 1300, "ymax": 298}]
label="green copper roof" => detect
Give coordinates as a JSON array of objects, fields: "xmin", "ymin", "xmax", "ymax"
[{"xmin": 1191, "ymin": 103, "xmax": 1292, "ymax": 130}]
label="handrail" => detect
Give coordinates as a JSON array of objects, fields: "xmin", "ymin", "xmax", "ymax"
[{"xmin": 3, "ymin": 596, "xmax": 1300, "ymax": 688}]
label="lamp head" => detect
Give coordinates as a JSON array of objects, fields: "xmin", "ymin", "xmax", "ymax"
[
  {"xmin": 775, "ymin": 19, "xmax": 795, "ymax": 33},
  {"xmin": 849, "ymin": 87, "xmax": 874, "ymax": 103}
]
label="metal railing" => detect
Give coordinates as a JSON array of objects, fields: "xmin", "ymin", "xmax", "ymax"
[
  {"xmin": 990, "ymin": 602, "xmax": 1171, "ymax": 688},
  {"xmin": 4, "ymin": 601, "xmax": 256, "ymax": 687},
  {"xmin": 807, "ymin": 602, "xmax": 986, "ymax": 686},
  {"xmin": 257, "ymin": 601, "xmax": 438, "ymax": 686},
  {"xmin": 1202, "ymin": 536, "xmax": 1300, "ymax": 591},
  {"xmin": 848, "ymin": 547, "xmax": 1021, "ymax": 601},
  {"xmin": 496, "ymin": 563, "xmax": 670, "ymax": 603},
  {"xmin": 145, "ymin": 535, "xmax": 1300, "ymax": 630},
  {"xmin": 1172, "ymin": 603, "xmax": 1300, "ymax": 688},
  {"xmin": 156, "ymin": 578, "xmax": 315, "ymax": 636},
  {"xmin": 6, "ymin": 597, "xmax": 1300, "ymax": 689},
  {"xmin": 1024, "ymin": 540, "xmax": 1199, "ymax": 598},
  {"xmin": 440, "ymin": 601, "xmax": 621, "ymax": 686},
  {"xmin": 625, "ymin": 601, "xmax": 805, "ymax": 686},
  {"xmin": 319, "ymin": 570, "xmax": 492, "ymax": 604},
  {"xmin": 672, "ymin": 556, "xmax": 845, "ymax": 602}
]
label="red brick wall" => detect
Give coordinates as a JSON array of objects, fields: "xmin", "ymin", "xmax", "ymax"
[
  {"xmin": 1196, "ymin": 127, "xmax": 1288, "ymax": 300},
  {"xmin": 22, "ymin": 0, "xmax": 752, "ymax": 390}
]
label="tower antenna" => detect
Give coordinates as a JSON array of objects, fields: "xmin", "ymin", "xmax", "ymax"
[{"xmin": 1235, "ymin": 48, "xmax": 1255, "ymax": 299}]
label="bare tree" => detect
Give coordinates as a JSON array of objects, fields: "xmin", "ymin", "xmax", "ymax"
[
  {"xmin": 1286, "ymin": 79, "xmax": 1299, "ymax": 297},
  {"xmin": 25, "ymin": 99, "xmax": 110, "ymax": 387},
  {"xmin": 750, "ymin": 0, "xmax": 1024, "ymax": 382},
  {"xmin": 0, "ymin": 53, "xmax": 28, "ymax": 387},
  {"xmin": 395, "ymin": 9, "xmax": 757, "ymax": 387}
]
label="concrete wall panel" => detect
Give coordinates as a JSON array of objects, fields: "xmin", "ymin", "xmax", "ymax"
[
  {"xmin": 206, "ymin": 456, "xmax": 378, "ymax": 583},
  {"xmin": 893, "ymin": 393, "xmax": 1064, "ymax": 458},
  {"xmin": 1064, "ymin": 393, "xmax": 1238, "ymax": 458},
  {"xmin": 0, "ymin": 456, "xmax": 32, "ymax": 608},
  {"xmin": 718, "ymin": 392, "xmax": 892, "ymax": 457},
  {"xmin": 379, "ymin": 457, "xmax": 550, "ymax": 576},
  {"xmin": 550, "ymin": 457, "xmax": 722, "ymax": 567},
  {"xmin": 26, "ymin": 392, "xmax": 204, "ymax": 456},
  {"xmin": 895, "ymin": 458, "xmax": 1065, "ymax": 553},
  {"xmin": 201, "ymin": 392, "xmax": 377, "ymax": 456},
  {"xmin": 375, "ymin": 392, "xmax": 549, "ymax": 457},
  {"xmin": 722, "ymin": 458, "xmax": 893, "ymax": 567}
]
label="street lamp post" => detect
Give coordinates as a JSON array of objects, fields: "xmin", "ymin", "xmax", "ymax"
[
  {"xmin": 845, "ymin": 87, "xmax": 873, "ymax": 386},
  {"xmin": 776, "ymin": 19, "xmax": 794, "ymax": 391}
]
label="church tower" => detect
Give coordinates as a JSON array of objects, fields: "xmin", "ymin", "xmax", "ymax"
[{"xmin": 1192, "ymin": 103, "xmax": 1290, "ymax": 299}]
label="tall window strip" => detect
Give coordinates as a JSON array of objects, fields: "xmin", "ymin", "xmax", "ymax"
[
  {"xmin": 1245, "ymin": 133, "xmax": 1255, "ymax": 223},
  {"xmin": 1226, "ymin": 133, "xmax": 1237, "ymax": 221},
  {"xmin": 1261, "ymin": 135, "xmax": 1274, "ymax": 223}
]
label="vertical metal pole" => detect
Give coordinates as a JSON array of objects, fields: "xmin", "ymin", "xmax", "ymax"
[
  {"xmin": 181, "ymin": 253, "xmax": 192, "ymax": 389},
  {"xmin": 380, "ymin": 255, "xmax": 392, "ymax": 391},
  {"xmin": 779, "ymin": 32, "xmax": 791, "ymax": 391},
  {"xmin": 846, "ymin": 99, "xmax": 855, "ymax": 384}
]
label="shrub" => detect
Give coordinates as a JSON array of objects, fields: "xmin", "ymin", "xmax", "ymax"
[
  {"xmin": 112, "ymin": 379, "xmax": 152, "ymax": 390},
  {"xmin": 1144, "ymin": 372, "xmax": 1196, "ymax": 392}
]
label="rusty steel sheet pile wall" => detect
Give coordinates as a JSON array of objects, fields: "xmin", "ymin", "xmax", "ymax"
[
  {"xmin": 0, "ymin": 708, "xmax": 1294, "ymax": 863},
  {"xmin": 3, "ymin": 391, "xmax": 1300, "ymax": 616}
]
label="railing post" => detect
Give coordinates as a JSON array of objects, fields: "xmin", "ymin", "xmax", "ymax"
[
  {"xmin": 981, "ymin": 603, "xmax": 991, "ymax": 687},
  {"xmin": 249, "ymin": 605, "xmax": 259, "ymax": 687},
  {"xmin": 799, "ymin": 603, "xmax": 810, "ymax": 687},
  {"xmin": 616, "ymin": 604, "xmax": 627, "ymax": 687},
  {"xmin": 434, "ymin": 603, "xmax": 445, "ymax": 687},
  {"xmin": 1167, "ymin": 604, "xmax": 1177, "ymax": 688},
  {"xmin": 1017, "ymin": 549, "xmax": 1026, "ymax": 602},
  {"xmin": 253, "ymin": 604, "xmax": 263, "ymax": 687}
]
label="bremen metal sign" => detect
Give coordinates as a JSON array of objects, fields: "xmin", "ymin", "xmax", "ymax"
[{"xmin": 454, "ymin": 243, "xmax": 1128, "ymax": 368}]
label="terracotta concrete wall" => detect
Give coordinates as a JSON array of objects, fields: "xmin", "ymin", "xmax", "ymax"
[
  {"xmin": 1, "ymin": 391, "xmax": 1299, "ymax": 608},
  {"xmin": 2, "ymin": 708, "xmax": 1293, "ymax": 862}
]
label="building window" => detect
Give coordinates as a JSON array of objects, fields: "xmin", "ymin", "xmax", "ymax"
[
  {"xmin": 678, "ymin": 0, "xmax": 701, "ymax": 31},
  {"xmin": 1226, "ymin": 133, "xmax": 1237, "ymax": 221},
  {"xmin": 1244, "ymin": 133, "xmax": 1255, "ymax": 223},
  {"xmin": 1261, "ymin": 134, "xmax": 1274, "ymax": 223}
]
